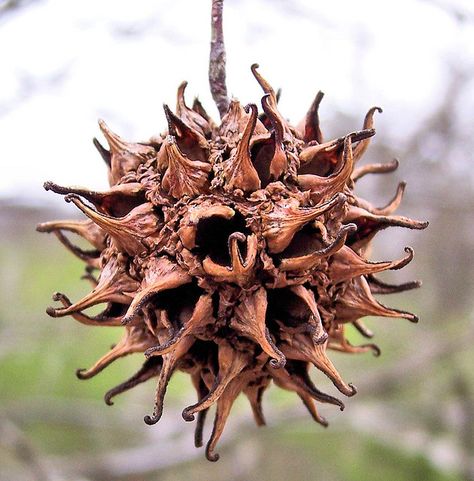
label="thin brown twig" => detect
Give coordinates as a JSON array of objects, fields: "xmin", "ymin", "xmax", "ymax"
[{"xmin": 209, "ymin": 0, "xmax": 229, "ymax": 118}]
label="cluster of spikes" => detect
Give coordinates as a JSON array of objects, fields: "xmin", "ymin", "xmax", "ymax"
[{"xmin": 38, "ymin": 64, "xmax": 427, "ymax": 461}]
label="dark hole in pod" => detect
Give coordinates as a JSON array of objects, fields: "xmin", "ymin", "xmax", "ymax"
[
  {"xmin": 150, "ymin": 281, "xmax": 204, "ymax": 329},
  {"xmin": 152, "ymin": 204, "xmax": 164, "ymax": 221},
  {"xmin": 285, "ymin": 359, "xmax": 307, "ymax": 376},
  {"xmin": 105, "ymin": 303, "xmax": 128, "ymax": 317},
  {"xmin": 345, "ymin": 218, "xmax": 379, "ymax": 247},
  {"xmin": 297, "ymin": 150, "xmax": 342, "ymax": 177},
  {"xmin": 185, "ymin": 340, "xmax": 219, "ymax": 374},
  {"xmin": 211, "ymin": 291, "xmax": 220, "ymax": 320},
  {"xmin": 141, "ymin": 204, "xmax": 164, "ymax": 228},
  {"xmin": 266, "ymin": 288, "xmax": 312, "ymax": 330},
  {"xmin": 98, "ymin": 202, "xmax": 163, "ymax": 230},
  {"xmin": 104, "ymin": 191, "xmax": 148, "ymax": 217},
  {"xmin": 175, "ymin": 136, "xmax": 207, "ymax": 163},
  {"xmin": 278, "ymin": 223, "xmax": 324, "ymax": 259},
  {"xmin": 219, "ymin": 144, "xmax": 231, "ymax": 162},
  {"xmin": 250, "ymin": 139, "xmax": 274, "ymax": 188},
  {"xmin": 194, "ymin": 212, "xmax": 249, "ymax": 266},
  {"xmin": 178, "ymin": 339, "xmax": 216, "ymax": 372}
]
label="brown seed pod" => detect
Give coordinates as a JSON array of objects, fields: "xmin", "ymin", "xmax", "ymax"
[{"xmin": 38, "ymin": 64, "xmax": 427, "ymax": 462}]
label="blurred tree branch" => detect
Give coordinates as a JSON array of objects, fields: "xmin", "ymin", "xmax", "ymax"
[
  {"xmin": 0, "ymin": 415, "xmax": 56, "ymax": 481},
  {"xmin": 419, "ymin": 0, "xmax": 474, "ymax": 24},
  {"xmin": 0, "ymin": 0, "xmax": 40, "ymax": 18}
]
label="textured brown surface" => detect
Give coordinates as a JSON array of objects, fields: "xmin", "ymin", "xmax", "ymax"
[{"xmin": 38, "ymin": 64, "xmax": 427, "ymax": 462}]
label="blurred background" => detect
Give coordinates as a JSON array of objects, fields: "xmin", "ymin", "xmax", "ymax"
[{"xmin": 1, "ymin": 0, "xmax": 473, "ymax": 480}]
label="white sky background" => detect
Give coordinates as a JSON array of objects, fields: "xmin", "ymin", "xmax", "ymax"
[{"xmin": 0, "ymin": 0, "xmax": 473, "ymax": 205}]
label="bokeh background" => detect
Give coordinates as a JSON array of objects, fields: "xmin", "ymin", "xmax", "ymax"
[{"xmin": 1, "ymin": 0, "xmax": 473, "ymax": 480}]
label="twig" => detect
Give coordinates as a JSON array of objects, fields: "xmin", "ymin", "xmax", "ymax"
[{"xmin": 209, "ymin": 0, "xmax": 229, "ymax": 118}]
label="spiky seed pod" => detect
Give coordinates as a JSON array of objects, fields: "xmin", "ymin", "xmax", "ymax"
[{"xmin": 38, "ymin": 64, "xmax": 427, "ymax": 462}]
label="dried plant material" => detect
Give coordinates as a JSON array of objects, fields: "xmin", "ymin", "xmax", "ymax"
[{"xmin": 39, "ymin": 64, "xmax": 427, "ymax": 462}]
